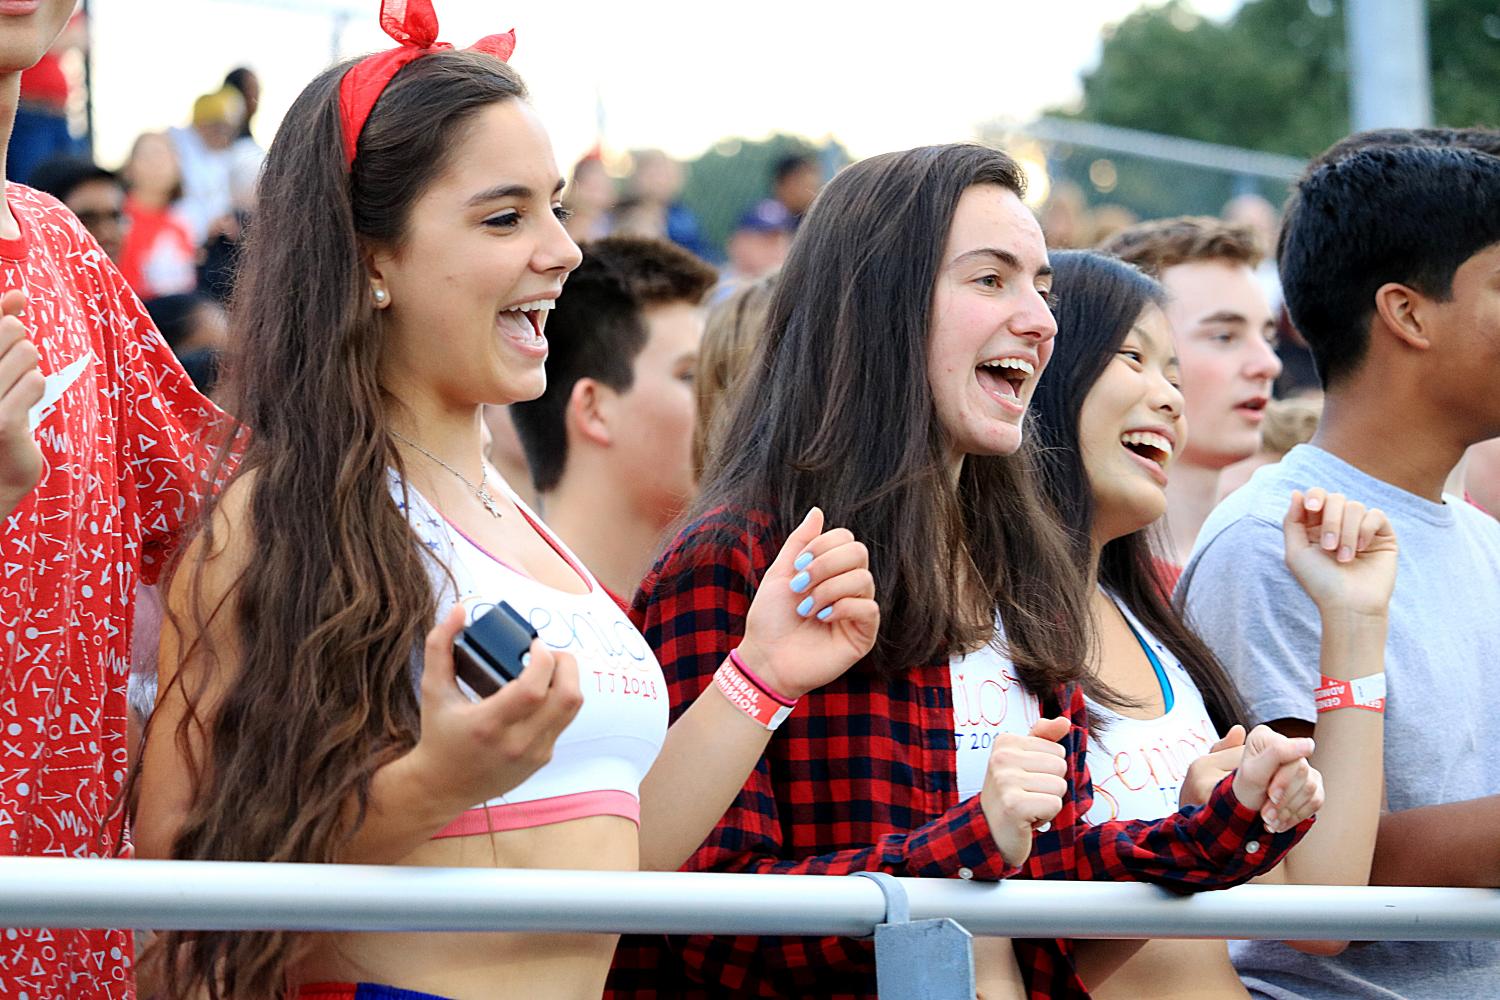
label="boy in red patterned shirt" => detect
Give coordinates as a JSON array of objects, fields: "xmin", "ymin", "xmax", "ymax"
[{"xmin": 0, "ymin": 4, "xmax": 226, "ymax": 997}]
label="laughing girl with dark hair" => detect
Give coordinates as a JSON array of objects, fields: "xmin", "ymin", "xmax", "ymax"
[
  {"xmin": 1030, "ymin": 251, "xmax": 1397, "ymax": 999},
  {"xmin": 130, "ymin": 5, "xmax": 878, "ymax": 999},
  {"xmin": 609, "ymin": 146, "xmax": 1326, "ymax": 1000}
]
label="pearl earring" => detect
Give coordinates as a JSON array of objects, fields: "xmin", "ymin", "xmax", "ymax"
[{"xmin": 373, "ymin": 287, "xmax": 389, "ymax": 306}]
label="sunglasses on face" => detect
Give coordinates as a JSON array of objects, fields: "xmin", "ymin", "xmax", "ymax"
[{"xmin": 73, "ymin": 208, "xmax": 126, "ymax": 228}]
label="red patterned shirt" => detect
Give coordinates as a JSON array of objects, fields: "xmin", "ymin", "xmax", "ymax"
[
  {"xmin": 607, "ymin": 506, "xmax": 1310, "ymax": 999},
  {"xmin": 0, "ymin": 185, "xmax": 223, "ymax": 999}
]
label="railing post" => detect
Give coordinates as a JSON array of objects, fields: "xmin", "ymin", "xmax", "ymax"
[{"xmin": 853, "ymin": 872, "xmax": 976, "ymax": 1000}]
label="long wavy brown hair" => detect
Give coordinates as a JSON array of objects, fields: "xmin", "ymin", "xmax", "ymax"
[
  {"xmin": 131, "ymin": 51, "xmax": 528, "ymax": 998},
  {"xmin": 691, "ymin": 144, "xmax": 1092, "ymax": 692}
]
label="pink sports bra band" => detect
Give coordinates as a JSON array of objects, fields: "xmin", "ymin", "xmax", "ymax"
[{"xmin": 433, "ymin": 789, "xmax": 641, "ymax": 839}]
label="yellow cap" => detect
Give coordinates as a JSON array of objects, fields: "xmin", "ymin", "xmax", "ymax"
[{"xmin": 192, "ymin": 87, "xmax": 245, "ymax": 128}]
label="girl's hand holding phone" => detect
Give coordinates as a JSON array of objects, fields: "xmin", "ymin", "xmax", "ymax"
[{"xmin": 408, "ymin": 606, "xmax": 583, "ymax": 813}]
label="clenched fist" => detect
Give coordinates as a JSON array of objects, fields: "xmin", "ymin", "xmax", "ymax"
[
  {"xmin": 981, "ymin": 716, "xmax": 1070, "ymax": 867},
  {"xmin": 1231, "ymin": 724, "xmax": 1325, "ymax": 833}
]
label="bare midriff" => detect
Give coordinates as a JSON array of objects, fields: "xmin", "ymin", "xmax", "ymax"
[
  {"xmin": 291, "ymin": 814, "xmax": 639, "ymax": 1000},
  {"xmin": 1077, "ymin": 939, "xmax": 1252, "ymax": 1000}
]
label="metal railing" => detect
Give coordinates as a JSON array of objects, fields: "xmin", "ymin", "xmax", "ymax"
[
  {"xmin": 1007, "ymin": 116, "xmax": 1309, "ymax": 182},
  {"xmin": 4, "ymin": 858, "xmax": 1499, "ymax": 998}
]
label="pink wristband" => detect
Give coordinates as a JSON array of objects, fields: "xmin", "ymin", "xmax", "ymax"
[
  {"xmin": 729, "ymin": 648, "xmax": 796, "ymax": 707},
  {"xmin": 715, "ymin": 657, "xmax": 796, "ymax": 731}
]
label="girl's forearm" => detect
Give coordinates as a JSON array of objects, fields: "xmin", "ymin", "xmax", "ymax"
[
  {"xmin": 1275, "ymin": 612, "xmax": 1387, "ymax": 889},
  {"xmin": 637, "ymin": 680, "xmax": 775, "ymax": 872}
]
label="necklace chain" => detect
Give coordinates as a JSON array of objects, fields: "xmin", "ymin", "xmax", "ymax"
[{"xmin": 390, "ymin": 430, "xmax": 503, "ymax": 518}]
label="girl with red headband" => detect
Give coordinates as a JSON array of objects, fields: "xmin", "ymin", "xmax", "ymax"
[{"xmin": 132, "ymin": 4, "xmax": 879, "ymax": 998}]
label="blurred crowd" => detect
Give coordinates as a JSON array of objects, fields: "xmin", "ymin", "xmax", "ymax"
[
  {"xmin": 13, "ymin": 57, "xmax": 262, "ymax": 400},
  {"xmin": 11, "ymin": 44, "xmax": 833, "ymax": 410},
  {"xmin": 15, "ymin": 28, "xmax": 1361, "ymax": 437}
]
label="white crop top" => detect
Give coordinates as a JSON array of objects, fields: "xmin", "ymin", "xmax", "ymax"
[
  {"xmin": 392, "ymin": 474, "xmax": 669, "ymax": 837},
  {"xmin": 1082, "ymin": 598, "xmax": 1220, "ymax": 825},
  {"xmin": 951, "ymin": 619, "xmax": 1044, "ymax": 800}
]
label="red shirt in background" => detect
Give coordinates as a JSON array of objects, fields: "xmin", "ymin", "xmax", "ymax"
[
  {"xmin": 18, "ymin": 52, "xmax": 68, "ymax": 108},
  {"xmin": 118, "ymin": 196, "xmax": 197, "ymax": 299},
  {"xmin": 1154, "ymin": 556, "xmax": 1184, "ymax": 599},
  {"xmin": 0, "ymin": 185, "xmax": 225, "ymax": 998}
]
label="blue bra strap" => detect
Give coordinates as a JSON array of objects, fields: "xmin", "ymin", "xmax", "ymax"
[{"xmin": 1125, "ymin": 616, "xmax": 1175, "ymax": 714}]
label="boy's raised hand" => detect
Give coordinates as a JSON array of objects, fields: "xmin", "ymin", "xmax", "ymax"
[{"xmin": 1283, "ymin": 488, "xmax": 1398, "ymax": 618}]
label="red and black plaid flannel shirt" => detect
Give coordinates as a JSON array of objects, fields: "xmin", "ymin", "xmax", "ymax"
[{"xmin": 607, "ymin": 507, "xmax": 1310, "ymax": 999}]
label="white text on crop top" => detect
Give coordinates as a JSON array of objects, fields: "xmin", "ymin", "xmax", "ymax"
[
  {"xmin": 392, "ymin": 473, "xmax": 669, "ymax": 836},
  {"xmin": 951, "ymin": 620, "xmax": 1044, "ymax": 800},
  {"xmin": 1082, "ymin": 598, "xmax": 1220, "ymax": 824}
]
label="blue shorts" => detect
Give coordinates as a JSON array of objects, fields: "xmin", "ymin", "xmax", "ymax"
[{"xmin": 297, "ymin": 984, "xmax": 454, "ymax": 1000}]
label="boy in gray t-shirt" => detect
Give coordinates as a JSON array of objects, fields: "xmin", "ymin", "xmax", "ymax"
[
  {"xmin": 1183, "ymin": 445, "xmax": 1500, "ymax": 999},
  {"xmin": 1179, "ymin": 141, "xmax": 1500, "ymax": 999}
]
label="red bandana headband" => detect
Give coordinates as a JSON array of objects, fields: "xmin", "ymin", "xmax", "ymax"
[{"xmin": 338, "ymin": 0, "xmax": 516, "ymax": 170}]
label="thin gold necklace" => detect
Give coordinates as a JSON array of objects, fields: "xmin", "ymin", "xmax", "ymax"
[{"xmin": 390, "ymin": 429, "xmax": 503, "ymax": 518}]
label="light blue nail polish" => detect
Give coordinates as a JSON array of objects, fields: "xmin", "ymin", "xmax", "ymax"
[
  {"xmin": 794, "ymin": 552, "xmax": 814, "ymax": 571},
  {"xmin": 816, "ymin": 606, "xmax": 833, "ymax": 621},
  {"xmin": 797, "ymin": 595, "xmax": 815, "ymax": 617},
  {"xmin": 790, "ymin": 570, "xmax": 811, "ymax": 593}
]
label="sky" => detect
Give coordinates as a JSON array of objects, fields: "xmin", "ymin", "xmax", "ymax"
[{"xmin": 88, "ymin": 0, "xmax": 1245, "ymax": 171}]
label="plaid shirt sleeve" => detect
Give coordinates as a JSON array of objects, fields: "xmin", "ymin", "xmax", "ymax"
[
  {"xmin": 1021, "ymin": 685, "xmax": 1314, "ymax": 887},
  {"xmin": 633, "ymin": 509, "xmax": 1021, "ymax": 992}
]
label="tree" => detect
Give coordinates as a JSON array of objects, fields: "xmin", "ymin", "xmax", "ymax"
[{"xmin": 1061, "ymin": 0, "xmax": 1500, "ymax": 158}]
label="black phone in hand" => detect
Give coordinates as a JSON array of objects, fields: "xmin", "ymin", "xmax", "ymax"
[{"xmin": 453, "ymin": 601, "xmax": 538, "ymax": 697}]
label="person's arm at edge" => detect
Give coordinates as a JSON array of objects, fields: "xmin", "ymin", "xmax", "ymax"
[
  {"xmin": 1255, "ymin": 616, "xmax": 1385, "ymax": 956},
  {"xmin": 0, "ymin": 289, "xmax": 45, "ymax": 520},
  {"xmin": 1369, "ymin": 797, "xmax": 1500, "ymax": 888},
  {"xmin": 1247, "ymin": 491, "xmax": 1395, "ymax": 955}
]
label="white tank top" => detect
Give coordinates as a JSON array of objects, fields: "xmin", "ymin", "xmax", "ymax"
[
  {"xmin": 950, "ymin": 619, "xmax": 1044, "ymax": 800},
  {"xmin": 1082, "ymin": 598, "xmax": 1221, "ymax": 825},
  {"xmin": 391, "ymin": 473, "xmax": 669, "ymax": 837}
]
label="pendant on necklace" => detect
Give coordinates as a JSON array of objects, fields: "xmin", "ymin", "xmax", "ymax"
[{"xmin": 477, "ymin": 483, "xmax": 504, "ymax": 518}]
